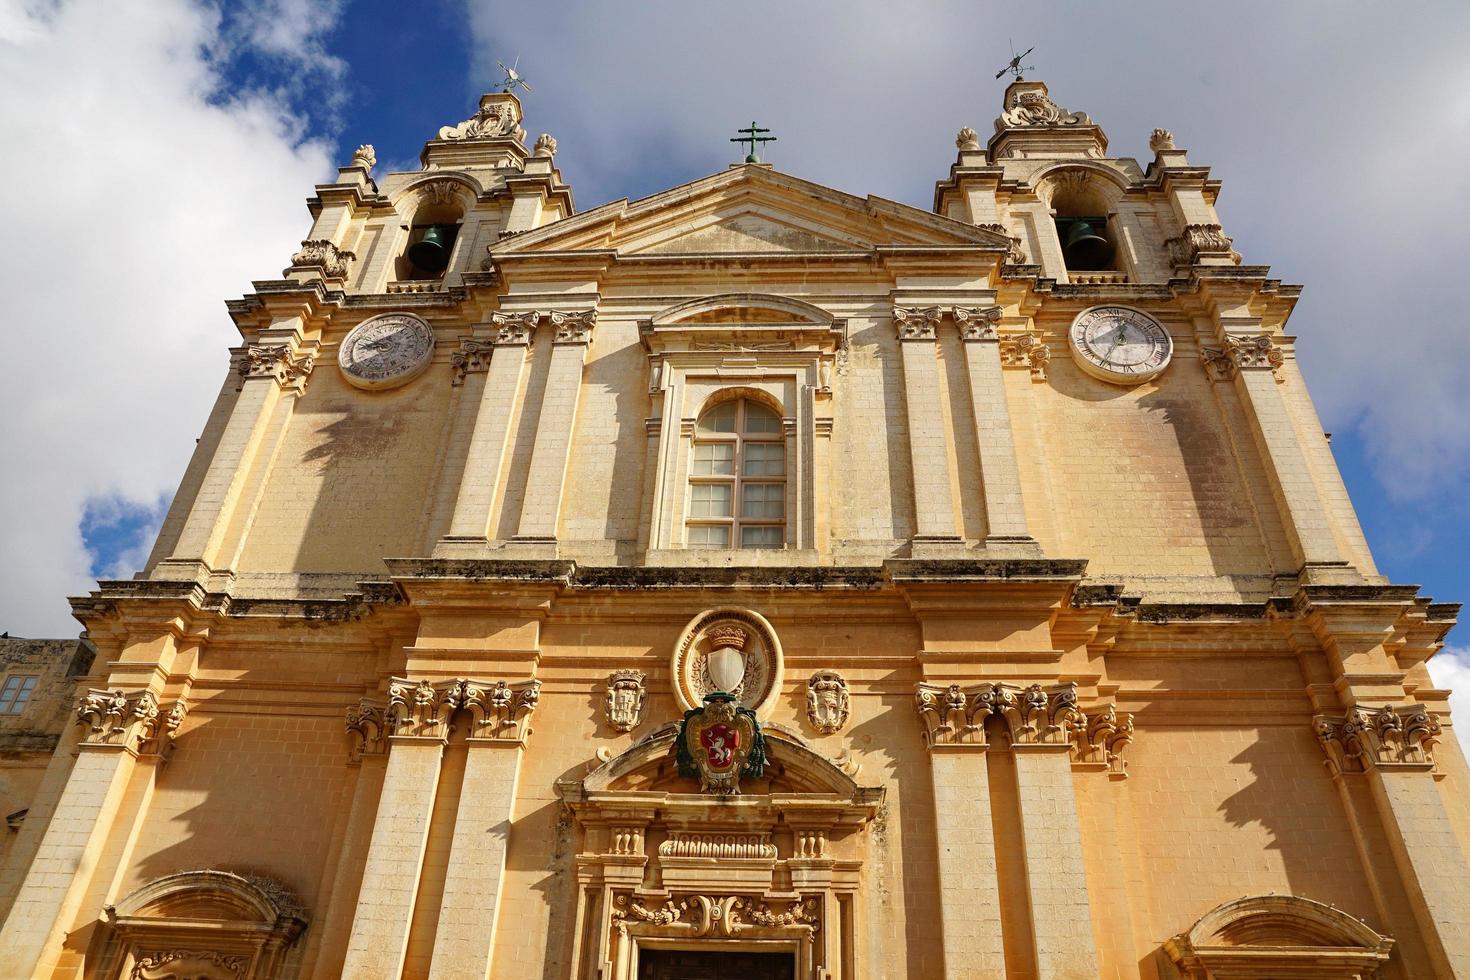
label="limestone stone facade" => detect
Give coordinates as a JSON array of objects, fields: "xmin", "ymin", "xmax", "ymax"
[{"xmin": 0, "ymin": 82, "xmax": 1466, "ymax": 979}]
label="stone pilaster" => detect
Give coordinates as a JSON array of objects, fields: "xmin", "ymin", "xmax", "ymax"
[
  {"xmin": 893, "ymin": 306, "xmax": 962, "ymax": 552},
  {"xmin": 511, "ymin": 310, "xmax": 597, "ymax": 551}
]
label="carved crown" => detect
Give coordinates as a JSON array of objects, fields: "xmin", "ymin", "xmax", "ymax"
[{"xmin": 706, "ymin": 624, "xmax": 749, "ymax": 651}]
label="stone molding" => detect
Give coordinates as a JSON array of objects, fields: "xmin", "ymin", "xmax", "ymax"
[
  {"xmin": 234, "ymin": 344, "xmax": 315, "ymax": 393},
  {"xmin": 605, "ymin": 669, "xmax": 647, "ymax": 733},
  {"xmin": 286, "ymin": 239, "xmax": 354, "ymax": 280},
  {"xmin": 491, "ymin": 310, "xmax": 540, "ymax": 346},
  {"xmin": 1315, "ymin": 703, "xmax": 1441, "ymax": 775},
  {"xmin": 1201, "ymin": 334, "xmax": 1285, "ymax": 383},
  {"xmin": 75, "ymin": 689, "xmax": 187, "ymax": 757},
  {"xmin": 893, "ymin": 305, "xmax": 942, "ymax": 341},
  {"xmin": 548, "ymin": 309, "xmax": 598, "ymax": 345},
  {"xmin": 385, "ymin": 676, "xmax": 541, "ymax": 743},
  {"xmin": 1165, "ymin": 893, "xmax": 1393, "ymax": 978},
  {"xmin": 953, "ymin": 304, "xmax": 1004, "ymax": 341},
  {"xmin": 999, "ymin": 333, "xmax": 1051, "ymax": 381},
  {"xmin": 915, "ymin": 681, "xmax": 1134, "ymax": 771},
  {"xmin": 805, "ymin": 670, "xmax": 849, "ymax": 735},
  {"xmin": 450, "ymin": 338, "xmax": 495, "ymax": 385}
]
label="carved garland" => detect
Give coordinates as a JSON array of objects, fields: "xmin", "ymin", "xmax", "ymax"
[{"xmin": 611, "ymin": 893, "xmax": 820, "ymax": 942}]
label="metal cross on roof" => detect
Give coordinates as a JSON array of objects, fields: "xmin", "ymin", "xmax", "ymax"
[
  {"xmin": 731, "ymin": 121, "xmax": 777, "ymax": 164},
  {"xmin": 995, "ymin": 40, "xmax": 1036, "ymax": 81}
]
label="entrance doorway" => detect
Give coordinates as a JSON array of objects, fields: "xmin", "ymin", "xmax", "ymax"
[{"xmin": 637, "ymin": 949, "xmax": 796, "ymax": 980}]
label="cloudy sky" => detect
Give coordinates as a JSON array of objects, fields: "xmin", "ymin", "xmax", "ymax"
[{"xmin": 1, "ymin": 0, "xmax": 1466, "ymax": 736}]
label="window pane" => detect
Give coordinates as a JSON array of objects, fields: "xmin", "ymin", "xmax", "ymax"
[
  {"xmin": 687, "ymin": 525, "xmax": 731, "ymax": 548},
  {"xmin": 689, "ymin": 483, "xmax": 732, "ymax": 517},
  {"xmin": 741, "ymin": 526, "xmax": 784, "ymax": 548},
  {"xmin": 697, "ymin": 401, "xmax": 737, "ymax": 434},
  {"xmin": 693, "ymin": 442, "xmax": 735, "ymax": 475},
  {"xmin": 0, "ymin": 676, "xmax": 19, "ymax": 713},
  {"xmin": 742, "ymin": 443, "xmax": 785, "ymax": 476},
  {"xmin": 741, "ymin": 483, "xmax": 785, "ymax": 519},
  {"xmin": 743, "ymin": 402, "xmax": 782, "ymax": 435}
]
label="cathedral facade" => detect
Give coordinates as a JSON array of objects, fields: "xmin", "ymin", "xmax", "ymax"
[{"xmin": 0, "ymin": 79, "xmax": 1467, "ymax": 979}]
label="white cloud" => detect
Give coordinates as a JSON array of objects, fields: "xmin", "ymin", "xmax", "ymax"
[
  {"xmin": 0, "ymin": 0, "xmax": 335, "ymax": 635},
  {"xmin": 1428, "ymin": 647, "xmax": 1470, "ymax": 761}
]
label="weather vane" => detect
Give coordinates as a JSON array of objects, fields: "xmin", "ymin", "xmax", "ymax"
[
  {"xmin": 497, "ymin": 56, "xmax": 532, "ymax": 96},
  {"xmin": 995, "ymin": 40, "xmax": 1035, "ymax": 81},
  {"xmin": 731, "ymin": 121, "xmax": 776, "ymax": 164}
]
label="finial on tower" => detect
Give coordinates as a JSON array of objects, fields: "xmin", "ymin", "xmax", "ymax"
[{"xmin": 731, "ymin": 121, "xmax": 777, "ymax": 164}]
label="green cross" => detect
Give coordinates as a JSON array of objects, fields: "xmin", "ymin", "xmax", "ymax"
[{"xmin": 730, "ymin": 121, "xmax": 777, "ymax": 164}]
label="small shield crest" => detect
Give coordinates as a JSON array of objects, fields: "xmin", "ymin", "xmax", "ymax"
[{"xmin": 676, "ymin": 693, "xmax": 766, "ymax": 795}]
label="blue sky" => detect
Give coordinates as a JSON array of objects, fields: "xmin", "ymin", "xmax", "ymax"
[{"xmin": 3, "ymin": 0, "xmax": 1466, "ymax": 651}]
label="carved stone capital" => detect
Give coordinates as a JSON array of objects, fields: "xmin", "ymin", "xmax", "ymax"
[
  {"xmin": 549, "ymin": 309, "xmax": 598, "ymax": 345},
  {"xmin": 893, "ymin": 306, "xmax": 941, "ymax": 341},
  {"xmin": 76, "ymin": 689, "xmax": 186, "ymax": 757},
  {"xmin": 450, "ymin": 338, "xmax": 495, "ymax": 385},
  {"xmin": 287, "ymin": 239, "xmax": 355, "ymax": 279},
  {"xmin": 345, "ymin": 698, "xmax": 388, "ymax": 763},
  {"xmin": 805, "ymin": 670, "xmax": 849, "ymax": 735},
  {"xmin": 999, "ymin": 333, "xmax": 1050, "ymax": 380},
  {"xmin": 1201, "ymin": 334, "xmax": 1285, "ymax": 383},
  {"xmin": 386, "ymin": 678, "xmax": 464, "ymax": 740},
  {"xmin": 915, "ymin": 682, "xmax": 1083, "ymax": 749},
  {"xmin": 462, "ymin": 678, "xmax": 541, "ymax": 742},
  {"xmin": 1316, "ymin": 704, "xmax": 1441, "ymax": 775},
  {"xmin": 1073, "ymin": 703, "xmax": 1134, "ymax": 776},
  {"xmin": 953, "ymin": 305, "xmax": 1004, "ymax": 341},
  {"xmin": 235, "ymin": 344, "xmax": 315, "ymax": 393},
  {"xmin": 605, "ymin": 669, "xmax": 647, "ymax": 733},
  {"xmin": 1164, "ymin": 223, "xmax": 1237, "ymax": 266},
  {"xmin": 491, "ymin": 311, "xmax": 539, "ymax": 346}
]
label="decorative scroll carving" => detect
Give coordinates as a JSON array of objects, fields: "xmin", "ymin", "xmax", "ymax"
[
  {"xmin": 421, "ymin": 179, "xmax": 461, "ymax": 207},
  {"xmin": 462, "ymin": 678, "xmax": 541, "ymax": 741},
  {"xmin": 999, "ymin": 333, "xmax": 1050, "ymax": 380},
  {"xmin": 75, "ymin": 689, "xmax": 187, "ymax": 757},
  {"xmin": 955, "ymin": 126, "xmax": 980, "ymax": 151},
  {"xmin": 533, "ymin": 133, "xmax": 558, "ymax": 158},
  {"xmin": 1316, "ymin": 703, "xmax": 1441, "ymax": 775},
  {"xmin": 659, "ymin": 833, "xmax": 776, "ymax": 860},
  {"xmin": 437, "ymin": 94, "xmax": 525, "ymax": 142},
  {"xmin": 1164, "ymin": 223, "xmax": 1237, "ymax": 266},
  {"xmin": 997, "ymin": 86, "xmax": 1092, "ymax": 129},
  {"xmin": 235, "ymin": 344, "xmax": 315, "ymax": 393},
  {"xmin": 953, "ymin": 305, "xmax": 1004, "ymax": 341},
  {"xmin": 915, "ymin": 682, "xmax": 1098, "ymax": 751},
  {"xmin": 1074, "ymin": 703, "xmax": 1134, "ymax": 775},
  {"xmin": 805, "ymin": 671, "xmax": 849, "ymax": 735},
  {"xmin": 747, "ymin": 897, "xmax": 820, "ymax": 935},
  {"xmin": 605, "ymin": 669, "xmax": 647, "ymax": 733},
  {"xmin": 491, "ymin": 310, "xmax": 540, "ymax": 346},
  {"xmin": 1149, "ymin": 128, "xmax": 1175, "ymax": 152},
  {"xmin": 450, "ymin": 338, "xmax": 495, "ymax": 385},
  {"xmin": 611, "ymin": 894, "xmax": 818, "ymax": 941},
  {"xmin": 549, "ymin": 309, "xmax": 598, "ymax": 344},
  {"xmin": 288, "ymin": 239, "xmax": 355, "ymax": 279},
  {"xmin": 345, "ymin": 699, "xmax": 387, "ymax": 763},
  {"xmin": 386, "ymin": 678, "xmax": 463, "ymax": 739},
  {"xmin": 132, "ymin": 949, "xmax": 248, "ymax": 979},
  {"xmin": 350, "ymin": 144, "xmax": 376, "ymax": 170},
  {"xmin": 1200, "ymin": 334, "xmax": 1286, "ymax": 383},
  {"xmin": 893, "ymin": 305, "xmax": 941, "ymax": 341}
]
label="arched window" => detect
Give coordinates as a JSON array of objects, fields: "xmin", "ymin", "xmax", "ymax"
[{"xmin": 687, "ymin": 398, "xmax": 785, "ymax": 549}]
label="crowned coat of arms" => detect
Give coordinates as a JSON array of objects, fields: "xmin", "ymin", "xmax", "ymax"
[{"xmin": 676, "ymin": 693, "xmax": 766, "ymax": 796}]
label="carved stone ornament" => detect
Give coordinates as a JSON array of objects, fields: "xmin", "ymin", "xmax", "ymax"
[
  {"xmin": 437, "ymin": 93, "xmax": 526, "ymax": 142},
  {"xmin": 611, "ymin": 893, "xmax": 819, "ymax": 941},
  {"xmin": 76, "ymin": 689, "xmax": 187, "ymax": 756},
  {"xmin": 972, "ymin": 225, "xmax": 1027, "ymax": 263},
  {"xmin": 350, "ymin": 143, "xmax": 376, "ymax": 169},
  {"xmin": 1316, "ymin": 703, "xmax": 1441, "ymax": 775},
  {"xmin": 893, "ymin": 305, "xmax": 941, "ymax": 341},
  {"xmin": 491, "ymin": 310, "xmax": 540, "ymax": 346},
  {"xmin": 1149, "ymin": 128, "xmax": 1175, "ymax": 152},
  {"xmin": 385, "ymin": 676, "xmax": 540, "ymax": 742},
  {"xmin": 806, "ymin": 671, "xmax": 850, "ymax": 735},
  {"xmin": 996, "ymin": 83, "xmax": 1092, "ymax": 130},
  {"xmin": 421, "ymin": 178, "xmax": 461, "ymax": 207},
  {"xmin": 1200, "ymin": 334, "xmax": 1286, "ymax": 383},
  {"xmin": 1075, "ymin": 703, "xmax": 1134, "ymax": 775},
  {"xmin": 671, "ymin": 607, "xmax": 784, "ymax": 716},
  {"xmin": 235, "ymin": 344, "xmax": 315, "ymax": 393},
  {"xmin": 450, "ymin": 338, "xmax": 495, "ymax": 385},
  {"xmin": 676, "ymin": 693, "xmax": 767, "ymax": 795},
  {"xmin": 953, "ymin": 305, "xmax": 1003, "ymax": 341},
  {"xmin": 916, "ymin": 682, "xmax": 1137, "ymax": 766},
  {"xmin": 288, "ymin": 239, "xmax": 355, "ymax": 279},
  {"xmin": 533, "ymin": 132, "xmax": 558, "ymax": 158},
  {"xmin": 999, "ymin": 333, "xmax": 1051, "ymax": 381},
  {"xmin": 1165, "ymin": 222, "xmax": 1237, "ymax": 266},
  {"xmin": 345, "ymin": 699, "xmax": 387, "ymax": 763},
  {"xmin": 955, "ymin": 126, "xmax": 980, "ymax": 151},
  {"xmin": 549, "ymin": 308, "xmax": 597, "ymax": 344},
  {"xmin": 605, "ymin": 669, "xmax": 647, "ymax": 733},
  {"xmin": 132, "ymin": 948, "xmax": 248, "ymax": 979}
]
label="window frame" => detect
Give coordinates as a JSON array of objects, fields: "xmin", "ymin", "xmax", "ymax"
[
  {"xmin": 0, "ymin": 673, "xmax": 39, "ymax": 715},
  {"xmin": 686, "ymin": 397, "xmax": 788, "ymax": 550}
]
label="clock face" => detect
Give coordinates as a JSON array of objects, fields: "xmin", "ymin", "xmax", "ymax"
[
  {"xmin": 1067, "ymin": 306, "xmax": 1172, "ymax": 384},
  {"xmin": 337, "ymin": 313, "xmax": 436, "ymax": 390}
]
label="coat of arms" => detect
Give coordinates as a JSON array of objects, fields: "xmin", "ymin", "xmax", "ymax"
[{"xmin": 675, "ymin": 693, "xmax": 766, "ymax": 796}]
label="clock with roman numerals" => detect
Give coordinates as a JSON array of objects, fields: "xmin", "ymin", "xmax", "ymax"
[{"xmin": 1067, "ymin": 305, "xmax": 1172, "ymax": 385}]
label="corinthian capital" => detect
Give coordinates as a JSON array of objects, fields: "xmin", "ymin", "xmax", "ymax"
[
  {"xmin": 999, "ymin": 333, "xmax": 1050, "ymax": 381},
  {"xmin": 893, "ymin": 306, "xmax": 941, "ymax": 341},
  {"xmin": 287, "ymin": 239, "xmax": 355, "ymax": 279},
  {"xmin": 549, "ymin": 309, "xmax": 598, "ymax": 345},
  {"xmin": 953, "ymin": 305, "xmax": 1003, "ymax": 341},
  {"xmin": 915, "ymin": 681, "xmax": 1083, "ymax": 749},
  {"xmin": 1200, "ymin": 334, "xmax": 1285, "ymax": 383},
  {"xmin": 1316, "ymin": 704, "xmax": 1441, "ymax": 775},
  {"xmin": 76, "ymin": 689, "xmax": 187, "ymax": 757},
  {"xmin": 463, "ymin": 678, "xmax": 541, "ymax": 742},
  {"xmin": 235, "ymin": 344, "xmax": 315, "ymax": 393},
  {"xmin": 491, "ymin": 311, "xmax": 540, "ymax": 346},
  {"xmin": 345, "ymin": 698, "xmax": 388, "ymax": 763},
  {"xmin": 450, "ymin": 338, "xmax": 495, "ymax": 385},
  {"xmin": 386, "ymin": 677, "xmax": 466, "ymax": 740}
]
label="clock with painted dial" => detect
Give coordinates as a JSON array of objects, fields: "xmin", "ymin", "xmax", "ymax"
[
  {"xmin": 1067, "ymin": 305, "xmax": 1172, "ymax": 385},
  {"xmin": 337, "ymin": 312, "xmax": 436, "ymax": 390}
]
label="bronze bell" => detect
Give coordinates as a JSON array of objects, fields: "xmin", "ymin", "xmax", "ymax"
[
  {"xmin": 407, "ymin": 224, "xmax": 454, "ymax": 274},
  {"xmin": 1062, "ymin": 218, "xmax": 1114, "ymax": 270}
]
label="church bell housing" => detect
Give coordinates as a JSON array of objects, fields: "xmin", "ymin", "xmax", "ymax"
[{"xmin": 0, "ymin": 78, "xmax": 1466, "ymax": 980}]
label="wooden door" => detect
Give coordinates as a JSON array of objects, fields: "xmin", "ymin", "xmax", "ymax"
[{"xmin": 637, "ymin": 949, "xmax": 795, "ymax": 980}]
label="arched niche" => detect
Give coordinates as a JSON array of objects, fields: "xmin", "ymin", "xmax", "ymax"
[
  {"xmin": 1164, "ymin": 894, "xmax": 1394, "ymax": 979},
  {"xmin": 391, "ymin": 173, "xmax": 482, "ymax": 283},
  {"xmin": 559, "ymin": 726, "xmax": 882, "ymax": 980},
  {"xmin": 1034, "ymin": 164, "xmax": 1130, "ymax": 275},
  {"xmin": 100, "ymin": 870, "xmax": 306, "ymax": 980}
]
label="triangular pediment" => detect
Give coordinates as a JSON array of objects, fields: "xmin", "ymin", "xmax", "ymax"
[{"xmin": 491, "ymin": 165, "xmax": 1010, "ymax": 259}]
